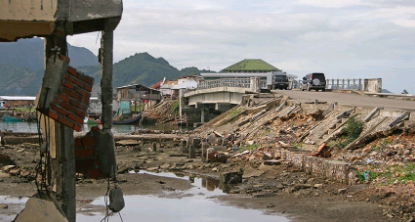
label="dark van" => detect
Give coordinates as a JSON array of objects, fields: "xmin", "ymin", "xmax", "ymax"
[
  {"xmin": 300, "ymin": 73, "xmax": 326, "ymax": 91},
  {"xmin": 270, "ymin": 74, "xmax": 289, "ymax": 90}
]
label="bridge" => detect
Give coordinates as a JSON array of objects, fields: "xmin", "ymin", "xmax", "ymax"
[{"xmin": 180, "ymin": 77, "xmax": 414, "ymax": 124}]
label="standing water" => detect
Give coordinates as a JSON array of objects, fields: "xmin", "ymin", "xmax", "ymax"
[
  {"xmin": 0, "ymin": 122, "xmax": 192, "ymax": 134},
  {"xmin": 76, "ymin": 171, "xmax": 289, "ymax": 222}
]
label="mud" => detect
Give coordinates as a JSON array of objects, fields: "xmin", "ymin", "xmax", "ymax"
[{"xmin": 0, "ymin": 138, "xmax": 403, "ymax": 222}]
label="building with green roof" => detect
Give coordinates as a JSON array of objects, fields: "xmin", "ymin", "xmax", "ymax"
[
  {"xmin": 221, "ymin": 59, "xmax": 281, "ymax": 73},
  {"xmin": 201, "ymin": 59, "xmax": 287, "ymax": 89}
]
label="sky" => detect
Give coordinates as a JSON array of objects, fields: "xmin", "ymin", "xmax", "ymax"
[{"xmin": 67, "ymin": 0, "xmax": 415, "ymax": 93}]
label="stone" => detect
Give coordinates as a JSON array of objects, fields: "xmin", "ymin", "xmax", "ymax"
[
  {"xmin": 338, "ymin": 188, "xmax": 347, "ymax": 195},
  {"xmin": 0, "ymin": 204, "xmax": 8, "ymax": 209},
  {"xmin": 212, "ymin": 167, "xmax": 219, "ymax": 172},
  {"xmin": 2, "ymin": 165, "xmax": 15, "ymax": 171},
  {"xmin": 242, "ymin": 168, "xmax": 265, "ymax": 178},
  {"xmin": 9, "ymin": 168, "xmax": 21, "ymax": 176},
  {"xmin": 220, "ymin": 171, "xmax": 243, "ymax": 184},
  {"xmin": 14, "ymin": 196, "xmax": 68, "ymax": 222},
  {"xmin": 314, "ymin": 184, "xmax": 323, "ymax": 189},
  {"xmin": 20, "ymin": 170, "xmax": 32, "ymax": 177},
  {"xmin": 16, "ymin": 148, "xmax": 25, "ymax": 153},
  {"xmin": 263, "ymin": 160, "xmax": 282, "ymax": 165}
]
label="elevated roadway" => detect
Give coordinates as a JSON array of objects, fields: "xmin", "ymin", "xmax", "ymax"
[{"xmin": 273, "ymin": 89, "xmax": 415, "ymax": 111}]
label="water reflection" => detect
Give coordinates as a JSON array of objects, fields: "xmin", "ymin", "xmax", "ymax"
[
  {"xmin": 0, "ymin": 121, "xmax": 193, "ymax": 134},
  {"xmin": 75, "ymin": 171, "xmax": 289, "ymax": 222}
]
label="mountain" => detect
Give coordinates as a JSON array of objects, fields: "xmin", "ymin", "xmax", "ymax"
[
  {"xmin": 0, "ymin": 49, "xmax": 211, "ymax": 96},
  {"xmin": 0, "ymin": 37, "xmax": 99, "ymax": 71},
  {"xmin": 382, "ymin": 89, "xmax": 393, "ymax": 93}
]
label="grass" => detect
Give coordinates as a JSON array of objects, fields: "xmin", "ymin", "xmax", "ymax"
[
  {"xmin": 358, "ymin": 163, "xmax": 415, "ymax": 184},
  {"xmin": 229, "ymin": 108, "xmax": 244, "ymax": 118},
  {"xmin": 291, "ymin": 142, "xmax": 303, "ymax": 149},
  {"xmin": 171, "ymin": 99, "xmax": 180, "ymax": 115},
  {"xmin": 340, "ymin": 116, "xmax": 364, "ymax": 147}
]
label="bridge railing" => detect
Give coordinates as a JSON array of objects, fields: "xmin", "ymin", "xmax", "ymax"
[
  {"xmin": 325, "ymin": 79, "xmax": 363, "ymax": 90},
  {"xmin": 197, "ymin": 78, "xmax": 252, "ymax": 89}
]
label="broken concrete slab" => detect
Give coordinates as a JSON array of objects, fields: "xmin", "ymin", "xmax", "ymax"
[
  {"xmin": 242, "ymin": 168, "xmax": 265, "ymax": 178},
  {"xmin": 14, "ymin": 196, "xmax": 68, "ymax": 222}
]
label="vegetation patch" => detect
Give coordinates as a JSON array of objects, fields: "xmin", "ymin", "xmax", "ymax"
[
  {"xmin": 171, "ymin": 99, "xmax": 180, "ymax": 115},
  {"xmin": 340, "ymin": 116, "xmax": 364, "ymax": 147},
  {"xmin": 358, "ymin": 163, "xmax": 415, "ymax": 184}
]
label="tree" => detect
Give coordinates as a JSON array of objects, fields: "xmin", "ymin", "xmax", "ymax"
[{"xmin": 402, "ymin": 89, "xmax": 409, "ymax": 94}]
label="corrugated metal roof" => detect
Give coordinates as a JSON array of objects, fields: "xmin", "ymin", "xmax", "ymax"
[{"xmin": 221, "ymin": 59, "xmax": 280, "ymax": 72}]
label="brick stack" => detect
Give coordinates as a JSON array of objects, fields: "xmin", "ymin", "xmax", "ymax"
[
  {"xmin": 74, "ymin": 127, "xmax": 105, "ymax": 179},
  {"xmin": 48, "ymin": 66, "xmax": 94, "ymax": 131}
]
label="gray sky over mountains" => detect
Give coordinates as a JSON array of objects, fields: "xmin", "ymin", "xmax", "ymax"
[{"xmin": 67, "ymin": 0, "xmax": 415, "ymax": 93}]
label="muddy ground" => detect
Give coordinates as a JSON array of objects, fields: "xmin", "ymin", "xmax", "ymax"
[{"xmin": 0, "ymin": 139, "xmax": 406, "ymax": 222}]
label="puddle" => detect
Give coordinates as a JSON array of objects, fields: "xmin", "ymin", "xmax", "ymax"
[
  {"xmin": 76, "ymin": 171, "xmax": 289, "ymax": 222},
  {"xmin": 0, "ymin": 171, "xmax": 289, "ymax": 222}
]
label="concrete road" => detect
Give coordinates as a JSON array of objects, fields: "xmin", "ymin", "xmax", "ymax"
[{"xmin": 272, "ymin": 89, "xmax": 415, "ymax": 111}]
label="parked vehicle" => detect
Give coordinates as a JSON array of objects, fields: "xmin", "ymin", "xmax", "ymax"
[
  {"xmin": 269, "ymin": 73, "xmax": 290, "ymax": 90},
  {"xmin": 300, "ymin": 73, "xmax": 326, "ymax": 91}
]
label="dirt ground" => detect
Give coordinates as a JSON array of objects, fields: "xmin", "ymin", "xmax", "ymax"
[{"xmin": 0, "ymin": 138, "xmax": 406, "ymax": 222}]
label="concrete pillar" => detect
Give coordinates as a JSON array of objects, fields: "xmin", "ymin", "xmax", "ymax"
[
  {"xmin": 44, "ymin": 35, "xmax": 76, "ymax": 222},
  {"xmin": 101, "ymin": 30, "xmax": 114, "ymax": 132},
  {"xmin": 189, "ymin": 146, "xmax": 195, "ymax": 158},
  {"xmin": 201, "ymin": 108, "xmax": 205, "ymax": 123}
]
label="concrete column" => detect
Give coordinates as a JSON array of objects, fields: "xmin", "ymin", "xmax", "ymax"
[
  {"xmin": 336, "ymin": 79, "xmax": 339, "ymax": 90},
  {"xmin": 101, "ymin": 30, "xmax": 114, "ymax": 132},
  {"xmin": 201, "ymin": 108, "xmax": 205, "ymax": 123},
  {"xmin": 45, "ymin": 35, "xmax": 76, "ymax": 222}
]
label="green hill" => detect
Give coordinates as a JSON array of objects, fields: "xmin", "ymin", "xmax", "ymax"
[{"xmin": 0, "ymin": 50, "xmax": 214, "ymax": 96}]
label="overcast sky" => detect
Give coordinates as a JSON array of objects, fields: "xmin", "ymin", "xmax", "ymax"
[{"xmin": 67, "ymin": 0, "xmax": 415, "ymax": 93}]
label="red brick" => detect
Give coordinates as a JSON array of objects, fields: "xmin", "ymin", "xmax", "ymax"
[
  {"xmin": 63, "ymin": 88, "xmax": 80, "ymax": 100},
  {"xmin": 58, "ymin": 116, "xmax": 74, "ymax": 128},
  {"xmin": 75, "ymin": 138, "xmax": 83, "ymax": 147},
  {"xmin": 82, "ymin": 91, "xmax": 90, "ymax": 98},
  {"xmin": 74, "ymin": 124, "xmax": 82, "ymax": 132},
  {"xmin": 65, "ymin": 73, "xmax": 68, "ymax": 78},
  {"xmin": 48, "ymin": 110, "xmax": 58, "ymax": 120},
  {"xmin": 82, "ymin": 136, "xmax": 96, "ymax": 147},
  {"xmin": 91, "ymin": 126, "xmax": 100, "ymax": 131},
  {"xmin": 74, "ymin": 85, "xmax": 83, "ymax": 95},
  {"xmin": 68, "ymin": 113, "xmax": 83, "ymax": 124},
  {"xmin": 76, "ymin": 109, "xmax": 85, "ymax": 117},
  {"xmin": 50, "ymin": 104, "xmax": 57, "ymax": 111},
  {"xmin": 58, "ymin": 101, "xmax": 76, "ymax": 113},
  {"xmin": 83, "ymin": 76, "xmax": 93, "ymax": 85},
  {"xmin": 59, "ymin": 93, "xmax": 70, "ymax": 102},
  {"xmin": 63, "ymin": 81, "xmax": 74, "ymax": 89},
  {"xmin": 59, "ymin": 55, "xmax": 70, "ymax": 63},
  {"xmin": 56, "ymin": 107, "xmax": 67, "ymax": 116},
  {"xmin": 87, "ymin": 168, "xmax": 105, "ymax": 179},
  {"xmin": 67, "ymin": 66, "xmax": 77, "ymax": 76},
  {"xmin": 54, "ymin": 98, "xmax": 58, "ymax": 103},
  {"xmin": 75, "ymin": 147, "xmax": 94, "ymax": 158},
  {"xmin": 76, "ymin": 159, "xmax": 95, "ymax": 171},
  {"xmin": 82, "ymin": 96, "xmax": 89, "ymax": 103},
  {"xmin": 84, "ymin": 84, "xmax": 92, "ymax": 92}
]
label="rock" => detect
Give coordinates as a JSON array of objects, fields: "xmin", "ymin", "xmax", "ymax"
[
  {"xmin": 220, "ymin": 171, "xmax": 243, "ymax": 184},
  {"xmin": 9, "ymin": 168, "xmax": 21, "ymax": 176},
  {"xmin": 14, "ymin": 196, "xmax": 67, "ymax": 222},
  {"xmin": 16, "ymin": 148, "xmax": 25, "ymax": 153},
  {"xmin": 116, "ymin": 139, "xmax": 140, "ymax": 146},
  {"xmin": 0, "ymin": 172, "xmax": 10, "ymax": 178},
  {"xmin": 0, "ymin": 204, "xmax": 8, "ymax": 209},
  {"xmin": 20, "ymin": 170, "xmax": 32, "ymax": 177},
  {"xmin": 243, "ymin": 168, "xmax": 265, "ymax": 178},
  {"xmin": 345, "ymin": 184, "xmax": 368, "ymax": 193},
  {"xmin": 2, "ymin": 165, "xmax": 16, "ymax": 171},
  {"xmin": 254, "ymin": 193, "xmax": 276, "ymax": 198},
  {"xmin": 263, "ymin": 160, "xmax": 281, "ymax": 165},
  {"xmin": 160, "ymin": 163, "xmax": 171, "ymax": 169},
  {"xmin": 338, "ymin": 188, "xmax": 347, "ymax": 195},
  {"xmin": 212, "ymin": 167, "xmax": 219, "ymax": 172},
  {"xmin": 247, "ymin": 141, "xmax": 254, "ymax": 145}
]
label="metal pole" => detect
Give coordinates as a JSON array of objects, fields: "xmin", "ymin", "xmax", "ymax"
[
  {"xmin": 101, "ymin": 30, "xmax": 114, "ymax": 132},
  {"xmin": 44, "ymin": 35, "xmax": 76, "ymax": 222}
]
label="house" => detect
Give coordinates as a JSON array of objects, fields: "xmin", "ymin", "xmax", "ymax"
[
  {"xmin": 160, "ymin": 80, "xmax": 179, "ymax": 98},
  {"xmin": 200, "ymin": 59, "xmax": 288, "ymax": 89},
  {"xmin": 0, "ymin": 96, "xmax": 36, "ymax": 107},
  {"xmin": 171, "ymin": 75, "xmax": 202, "ymax": 91}
]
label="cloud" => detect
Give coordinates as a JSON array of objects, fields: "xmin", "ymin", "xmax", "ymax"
[{"xmin": 67, "ymin": 0, "xmax": 415, "ymax": 93}]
